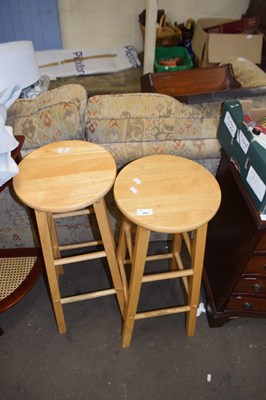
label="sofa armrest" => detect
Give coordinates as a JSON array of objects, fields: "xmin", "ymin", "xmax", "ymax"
[
  {"xmin": 220, "ymin": 57, "xmax": 266, "ymax": 88},
  {"xmin": 6, "ymin": 84, "xmax": 87, "ymax": 150}
]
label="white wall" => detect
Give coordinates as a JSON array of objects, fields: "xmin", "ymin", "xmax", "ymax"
[{"xmin": 57, "ymin": 0, "xmax": 250, "ymax": 51}]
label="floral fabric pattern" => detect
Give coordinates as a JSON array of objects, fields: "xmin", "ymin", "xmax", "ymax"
[
  {"xmin": 6, "ymin": 84, "xmax": 87, "ymax": 150},
  {"xmin": 85, "ymin": 93, "xmax": 222, "ymax": 169}
]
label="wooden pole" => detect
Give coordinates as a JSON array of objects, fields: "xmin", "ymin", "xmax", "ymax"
[{"xmin": 143, "ymin": 0, "xmax": 157, "ymax": 74}]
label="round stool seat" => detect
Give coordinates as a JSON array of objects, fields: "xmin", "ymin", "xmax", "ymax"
[
  {"xmin": 13, "ymin": 140, "xmax": 116, "ymax": 213},
  {"xmin": 114, "ymin": 155, "xmax": 221, "ymax": 233}
]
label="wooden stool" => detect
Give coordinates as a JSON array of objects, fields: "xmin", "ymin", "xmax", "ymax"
[
  {"xmin": 13, "ymin": 141, "xmax": 124, "ymax": 334},
  {"xmin": 114, "ymin": 155, "xmax": 221, "ymax": 347}
]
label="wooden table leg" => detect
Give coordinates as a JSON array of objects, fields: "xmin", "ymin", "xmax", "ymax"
[
  {"xmin": 186, "ymin": 223, "xmax": 208, "ymax": 336},
  {"xmin": 35, "ymin": 209, "xmax": 66, "ymax": 334},
  {"xmin": 93, "ymin": 198, "xmax": 125, "ymax": 315},
  {"xmin": 122, "ymin": 226, "xmax": 150, "ymax": 348}
]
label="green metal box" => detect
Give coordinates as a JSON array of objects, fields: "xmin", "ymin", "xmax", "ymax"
[{"xmin": 217, "ymin": 100, "xmax": 266, "ymax": 213}]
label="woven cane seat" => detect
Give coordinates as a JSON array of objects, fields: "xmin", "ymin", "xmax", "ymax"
[
  {"xmin": 0, "ymin": 256, "xmax": 37, "ymax": 300},
  {"xmin": 0, "ymin": 248, "xmax": 42, "ymax": 313}
]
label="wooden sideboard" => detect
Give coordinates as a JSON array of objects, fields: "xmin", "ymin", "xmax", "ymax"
[{"xmin": 203, "ymin": 150, "xmax": 266, "ymax": 327}]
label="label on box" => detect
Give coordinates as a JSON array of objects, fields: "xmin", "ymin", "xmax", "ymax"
[
  {"xmin": 224, "ymin": 111, "xmax": 237, "ymax": 137},
  {"xmin": 236, "ymin": 129, "xmax": 250, "ymax": 154},
  {"xmin": 246, "ymin": 166, "xmax": 266, "ymax": 201}
]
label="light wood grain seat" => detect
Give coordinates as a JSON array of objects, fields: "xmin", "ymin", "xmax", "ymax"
[
  {"xmin": 13, "ymin": 140, "xmax": 124, "ymax": 334},
  {"xmin": 114, "ymin": 155, "xmax": 221, "ymax": 348}
]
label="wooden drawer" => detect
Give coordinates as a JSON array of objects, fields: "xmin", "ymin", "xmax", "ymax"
[
  {"xmin": 226, "ymin": 296, "xmax": 266, "ymax": 313},
  {"xmin": 243, "ymin": 256, "xmax": 266, "ymax": 276},
  {"xmin": 232, "ymin": 277, "xmax": 266, "ymax": 296},
  {"xmin": 254, "ymin": 232, "xmax": 266, "ymax": 253}
]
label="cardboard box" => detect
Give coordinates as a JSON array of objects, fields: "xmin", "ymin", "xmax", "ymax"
[
  {"xmin": 217, "ymin": 100, "xmax": 266, "ymax": 213},
  {"xmin": 191, "ymin": 18, "xmax": 263, "ymax": 67}
]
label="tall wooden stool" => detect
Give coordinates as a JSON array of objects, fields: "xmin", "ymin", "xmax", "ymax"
[
  {"xmin": 114, "ymin": 155, "xmax": 221, "ymax": 347},
  {"xmin": 13, "ymin": 140, "xmax": 124, "ymax": 333}
]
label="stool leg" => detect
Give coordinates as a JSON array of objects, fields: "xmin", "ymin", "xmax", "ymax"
[
  {"xmin": 47, "ymin": 213, "xmax": 63, "ymax": 277},
  {"xmin": 117, "ymin": 217, "xmax": 132, "ymax": 303},
  {"xmin": 186, "ymin": 223, "xmax": 208, "ymax": 336},
  {"xmin": 35, "ymin": 209, "xmax": 66, "ymax": 334},
  {"xmin": 93, "ymin": 198, "xmax": 125, "ymax": 315},
  {"xmin": 122, "ymin": 226, "xmax": 150, "ymax": 348},
  {"xmin": 170, "ymin": 233, "xmax": 182, "ymax": 270}
]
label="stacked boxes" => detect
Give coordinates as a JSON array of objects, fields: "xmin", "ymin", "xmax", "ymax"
[
  {"xmin": 191, "ymin": 18, "xmax": 263, "ymax": 67},
  {"xmin": 217, "ymin": 100, "xmax": 266, "ymax": 213}
]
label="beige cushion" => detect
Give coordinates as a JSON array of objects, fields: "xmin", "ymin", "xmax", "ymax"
[
  {"xmin": 220, "ymin": 57, "xmax": 266, "ymax": 88},
  {"xmin": 6, "ymin": 84, "xmax": 87, "ymax": 150}
]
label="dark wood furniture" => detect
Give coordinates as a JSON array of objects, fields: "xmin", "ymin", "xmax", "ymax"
[
  {"xmin": 245, "ymin": 0, "xmax": 266, "ymax": 71},
  {"xmin": 0, "ymin": 136, "xmax": 43, "ymax": 335},
  {"xmin": 141, "ymin": 64, "xmax": 266, "ymax": 103},
  {"xmin": 203, "ymin": 150, "xmax": 266, "ymax": 327}
]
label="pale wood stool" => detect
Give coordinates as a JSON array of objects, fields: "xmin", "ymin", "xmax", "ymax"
[
  {"xmin": 114, "ymin": 155, "xmax": 221, "ymax": 348},
  {"xmin": 13, "ymin": 140, "xmax": 124, "ymax": 334}
]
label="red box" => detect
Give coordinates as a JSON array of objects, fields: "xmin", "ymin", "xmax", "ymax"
[{"xmin": 205, "ymin": 16, "xmax": 260, "ymax": 34}]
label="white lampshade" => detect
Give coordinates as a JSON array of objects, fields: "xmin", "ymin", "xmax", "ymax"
[{"xmin": 0, "ymin": 41, "xmax": 40, "ymax": 92}]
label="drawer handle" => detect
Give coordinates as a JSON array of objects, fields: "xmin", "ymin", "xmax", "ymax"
[
  {"xmin": 243, "ymin": 302, "xmax": 253, "ymax": 310},
  {"xmin": 252, "ymin": 283, "xmax": 262, "ymax": 292}
]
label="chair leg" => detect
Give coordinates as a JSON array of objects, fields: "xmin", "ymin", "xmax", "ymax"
[
  {"xmin": 35, "ymin": 209, "xmax": 66, "ymax": 334},
  {"xmin": 186, "ymin": 223, "xmax": 208, "ymax": 336},
  {"xmin": 122, "ymin": 226, "xmax": 150, "ymax": 348},
  {"xmin": 93, "ymin": 198, "xmax": 125, "ymax": 315}
]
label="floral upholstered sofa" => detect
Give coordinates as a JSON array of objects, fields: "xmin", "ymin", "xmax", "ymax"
[{"xmin": 2, "ymin": 58, "xmax": 266, "ymax": 248}]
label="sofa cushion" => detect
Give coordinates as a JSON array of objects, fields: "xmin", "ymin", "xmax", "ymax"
[
  {"xmin": 6, "ymin": 84, "xmax": 87, "ymax": 150},
  {"xmin": 85, "ymin": 93, "xmax": 221, "ymax": 166}
]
